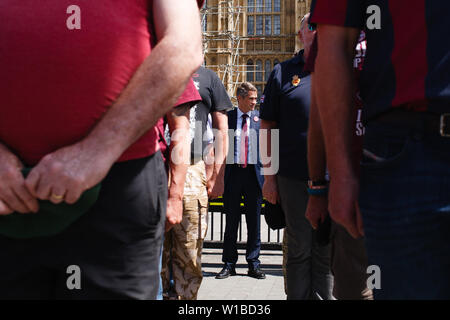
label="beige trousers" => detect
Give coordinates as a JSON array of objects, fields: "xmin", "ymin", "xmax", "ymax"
[{"xmin": 161, "ymin": 160, "xmax": 209, "ymax": 300}]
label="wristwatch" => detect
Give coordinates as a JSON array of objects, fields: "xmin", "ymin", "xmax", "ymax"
[
  {"xmin": 307, "ymin": 180, "xmax": 328, "ymax": 196},
  {"xmin": 307, "ymin": 180, "xmax": 328, "ymax": 189}
]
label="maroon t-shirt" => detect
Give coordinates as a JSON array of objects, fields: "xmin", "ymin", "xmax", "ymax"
[
  {"xmin": 0, "ymin": 0, "xmax": 201, "ymax": 166},
  {"xmin": 158, "ymin": 78, "xmax": 202, "ymax": 164}
]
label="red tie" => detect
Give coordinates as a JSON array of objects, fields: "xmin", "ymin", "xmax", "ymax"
[{"xmin": 240, "ymin": 114, "xmax": 249, "ymax": 168}]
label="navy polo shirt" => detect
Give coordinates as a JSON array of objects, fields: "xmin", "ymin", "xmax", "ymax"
[{"xmin": 260, "ymin": 52, "xmax": 311, "ymax": 181}]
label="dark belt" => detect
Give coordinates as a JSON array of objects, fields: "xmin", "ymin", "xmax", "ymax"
[{"xmin": 369, "ymin": 109, "xmax": 450, "ymax": 137}]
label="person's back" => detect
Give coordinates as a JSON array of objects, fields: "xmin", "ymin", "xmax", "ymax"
[
  {"xmin": 0, "ymin": 0, "xmax": 203, "ymax": 299},
  {"xmin": 161, "ymin": 66, "xmax": 232, "ymax": 300},
  {"xmin": 0, "ymin": 1, "xmax": 159, "ymax": 165},
  {"xmin": 260, "ymin": 15, "xmax": 333, "ymax": 299},
  {"xmin": 311, "ymin": 0, "xmax": 450, "ymax": 299}
]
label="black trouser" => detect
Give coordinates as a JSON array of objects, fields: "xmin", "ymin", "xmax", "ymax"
[
  {"xmin": 0, "ymin": 152, "xmax": 167, "ymax": 300},
  {"xmin": 223, "ymin": 164, "xmax": 262, "ymax": 270}
]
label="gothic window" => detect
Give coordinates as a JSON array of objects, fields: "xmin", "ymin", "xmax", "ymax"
[
  {"xmin": 274, "ymin": 0, "xmax": 281, "ymax": 12},
  {"xmin": 247, "ymin": 59, "xmax": 254, "ymax": 82},
  {"xmin": 264, "ymin": 15, "xmax": 272, "ymax": 35},
  {"xmin": 265, "ymin": 0, "xmax": 272, "ymax": 12},
  {"xmin": 247, "ymin": 0, "xmax": 281, "ymax": 36},
  {"xmin": 265, "ymin": 60, "xmax": 271, "ymax": 82},
  {"xmin": 247, "ymin": 15, "xmax": 254, "ymax": 35},
  {"xmin": 256, "ymin": 60, "xmax": 263, "ymax": 82},
  {"xmin": 256, "ymin": 16, "xmax": 263, "ymax": 35},
  {"xmin": 256, "ymin": 0, "xmax": 263, "ymax": 12},
  {"xmin": 248, "ymin": 0, "xmax": 254, "ymax": 12},
  {"xmin": 274, "ymin": 15, "xmax": 281, "ymax": 35}
]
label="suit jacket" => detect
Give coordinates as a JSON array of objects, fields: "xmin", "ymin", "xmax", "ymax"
[{"xmin": 225, "ymin": 108, "xmax": 264, "ymax": 189}]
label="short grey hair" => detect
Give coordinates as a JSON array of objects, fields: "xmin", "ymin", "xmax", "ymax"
[{"xmin": 236, "ymin": 82, "xmax": 257, "ymax": 98}]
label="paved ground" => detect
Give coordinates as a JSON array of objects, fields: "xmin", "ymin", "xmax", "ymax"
[{"xmin": 197, "ymin": 248, "xmax": 286, "ymax": 300}]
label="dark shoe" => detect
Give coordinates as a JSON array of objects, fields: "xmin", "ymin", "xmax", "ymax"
[
  {"xmin": 215, "ymin": 265, "xmax": 236, "ymax": 279},
  {"xmin": 248, "ymin": 267, "xmax": 266, "ymax": 279}
]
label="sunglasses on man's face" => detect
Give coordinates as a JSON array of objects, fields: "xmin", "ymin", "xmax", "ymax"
[{"xmin": 308, "ymin": 23, "xmax": 317, "ymax": 31}]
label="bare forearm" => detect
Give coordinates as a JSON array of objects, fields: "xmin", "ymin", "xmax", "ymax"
[
  {"xmin": 212, "ymin": 111, "xmax": 228, "ymax": 180},
  {"xmin": 307, "ymin": 74, "xmax": 327, "ymax": 181},
  {"xmin": 167, "ymin": 105, "xmax": 191, "ymax": 200},
  {"xmin": 213, "ymin": 132, "xmax": 227, "ymax": 183},
  {"xmin": 168, "ymin": 164, "xmax": 188, "ymax": 200},
  {"xmin": 315, "ymin": 26, "xmax": 359, "ymax": 179},
  {"xmin": 81, "ymin": 0, "xmax": 202, "ymax": 162},
  {"xmin": 84, "ymin": 43, "xmax": 201, "ymax": 161},
  {"xmin": 205, "ymin": 147, "xmax": 214, "ymax": 182}
]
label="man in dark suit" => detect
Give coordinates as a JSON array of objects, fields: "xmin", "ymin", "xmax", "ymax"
[{"xmin": 216, "ymin": 82, "xmax": 265, "ymax": 280}]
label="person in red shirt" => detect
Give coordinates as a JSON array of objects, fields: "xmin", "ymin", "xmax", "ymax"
[
  {"xmin": 158, "ymin": 80, "xmax": 202, "ymax": 231},
  {"xmin": 154, "ymin": 78, "xmax": 202, "ymax": 301},
  {"xmin": 306, "ymin": 26, "xmax": 372, "ymax": 300},
  {"xmin": 311, "ymin": 0, "xmax": 450, "ymax": 299},
  {"xmin": 0, "ymin": 0, "xmax": 204, "ymax": 299}
]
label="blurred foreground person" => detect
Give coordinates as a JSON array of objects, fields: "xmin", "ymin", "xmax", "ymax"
[
  {"xmin": 0, "ymin": 0, "xmax": 203, "ymax": 299},
  {"xmin": 260, "ymin": 13, "xmax": 333, "ymax": 300},
  {"xmin": 311, "ymin": 0, "xmax": 450, "ymax": 299}
]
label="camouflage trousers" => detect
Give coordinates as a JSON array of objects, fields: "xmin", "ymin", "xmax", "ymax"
[{"xmin": 161, "ymin": 161, "xmax": 209, "ymax": 300}]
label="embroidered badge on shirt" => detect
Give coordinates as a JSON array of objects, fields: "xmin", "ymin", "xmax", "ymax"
[{"xmin": 292, "ymin": 75, "xmax": 301, "ymax": 86}]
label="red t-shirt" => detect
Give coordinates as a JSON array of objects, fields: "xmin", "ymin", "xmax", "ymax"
[
  {"xmin": 158, "ymin": 78, "xmax": 201, "ymax": 164},
  {"xmin": 0, "ymin": 1, "xmax": 201, "ymax": 166},
  {"xmin": 310, "ymin": 0, "xmax": 450, "ymax": 119}
]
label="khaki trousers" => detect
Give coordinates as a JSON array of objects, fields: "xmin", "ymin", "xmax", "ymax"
[{"xmin": 161, "ymin": 161, "xmax": 208, "ymax": 300}]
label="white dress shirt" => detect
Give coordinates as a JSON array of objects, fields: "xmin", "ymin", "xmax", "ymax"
[{"xmin": 236, "ymin": 108, "xmax": 255, "ymax": 164}]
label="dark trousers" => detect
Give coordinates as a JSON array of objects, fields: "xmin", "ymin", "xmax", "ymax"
[
  {"xmin": 359, "ymin": 121, "xmax": 450, "ymax": 299},
  {"xmin": 331, "ymin": 222, "xmax": 372, "ymax": 300},
  {"xmin": 0, "ymin": 152, "xmax": 167, "ymax": 300},
  {"xmin": 222, "ymin": 165, "xmax": 262, "ymax": 269},
  {"xmin": 277, "ymin": 176, "xmax": 333, "ymax": 300}
]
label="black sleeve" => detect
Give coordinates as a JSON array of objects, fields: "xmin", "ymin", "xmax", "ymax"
[
  {"xmin": 210, "ymin": 71, "xmax": 233, "ymax": 113},
  {"xmin": 259, "ymin": 64, "xmax": 281, "ymax": 122}
]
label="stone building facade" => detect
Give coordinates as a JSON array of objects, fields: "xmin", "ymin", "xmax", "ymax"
[{"xmin": 201, "ymin": 0, "xmax": 311, "ymax": 102}]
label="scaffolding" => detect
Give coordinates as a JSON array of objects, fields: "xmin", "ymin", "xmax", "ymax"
[
  {"xmin": 201, "ymin": 1, "xmax": 246, "ymax": 102},
  {"xmin": 201, "ymin": 0, "xmax": 305, "ymax": 102}
]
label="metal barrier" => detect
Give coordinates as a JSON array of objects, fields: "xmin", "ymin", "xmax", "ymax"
[{"xmin": 205, "ymin": 198, "xmax": 283, "ymax": 250}]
